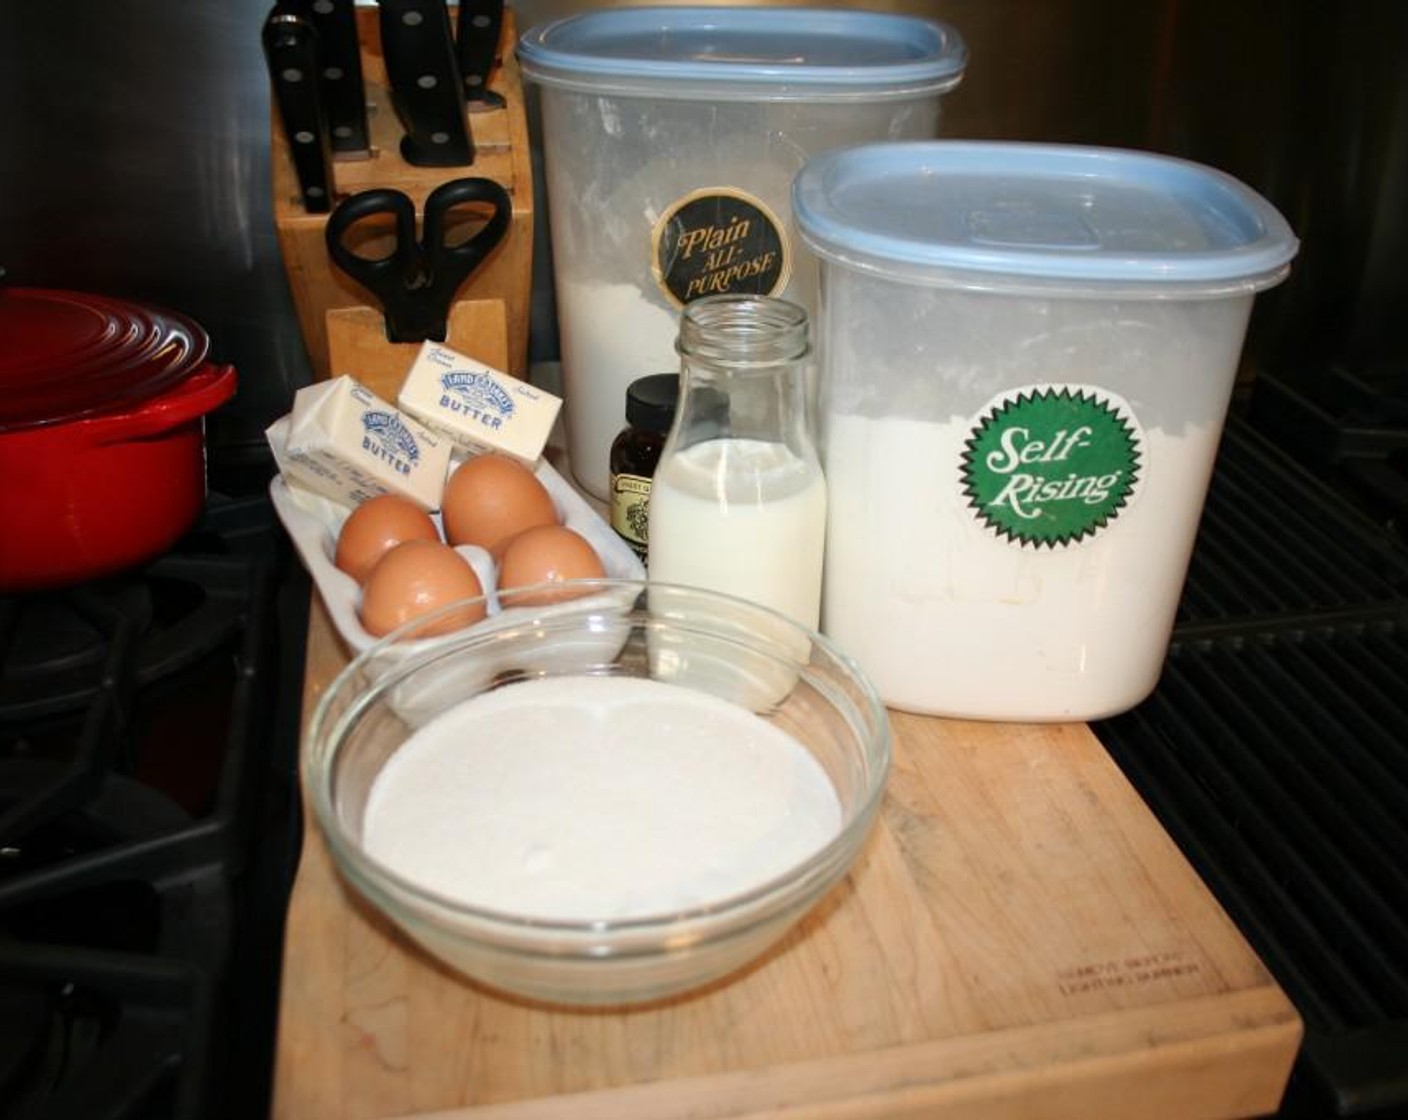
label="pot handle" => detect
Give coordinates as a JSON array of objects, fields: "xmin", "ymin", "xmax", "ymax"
[{"xmin": 97, "ymin": 363, "xmax": 239, "ymax": 444}]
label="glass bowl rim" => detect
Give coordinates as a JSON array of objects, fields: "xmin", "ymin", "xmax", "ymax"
[{"xmin": 304, "ymin": 577, "xmax": 893, "ymax": 940}]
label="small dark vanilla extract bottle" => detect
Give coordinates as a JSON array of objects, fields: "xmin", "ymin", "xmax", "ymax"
[{"xmin": 609, "ymin": 373, "xmax": 679, "ymax": 566}]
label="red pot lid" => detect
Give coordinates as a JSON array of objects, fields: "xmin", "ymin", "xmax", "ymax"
[{"xmin": 0, "ymin": 286, "xmax": 211, "ymax": 432}]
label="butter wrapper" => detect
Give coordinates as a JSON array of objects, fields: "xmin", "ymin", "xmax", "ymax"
[
  {"xmin": 267, "ymin": 376, "xmax": 450, "ymax": 511},
  {"xmin": 397, "ymin": 342, "xmax": 562, "ymax": 465}
]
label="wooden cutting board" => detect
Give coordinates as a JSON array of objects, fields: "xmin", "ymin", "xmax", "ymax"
[{"xmin": 271, "ymin": 596, "xmax": 1300, "ymax": 1120}]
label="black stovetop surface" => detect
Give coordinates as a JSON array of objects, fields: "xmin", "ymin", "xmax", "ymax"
[
  {"xmin": 1094, "ymin": 409, "xmax": 1408, "ymax": 1119},
  {"xmin": 0, "ymin": 483, "xmax": 309, "ymax": 1120}
]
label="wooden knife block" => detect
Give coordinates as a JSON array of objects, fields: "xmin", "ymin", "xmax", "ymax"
[{"xmin": 271, "ymin": 5, "xmax": 532, "ymax": 402}]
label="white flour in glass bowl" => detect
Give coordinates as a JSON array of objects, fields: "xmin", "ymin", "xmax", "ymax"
[{"xmin": 361, "ymin": 674, "xmax": 842, "ymax": 921}]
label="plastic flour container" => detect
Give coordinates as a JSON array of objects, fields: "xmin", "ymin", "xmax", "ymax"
[
  {"xmin": 792, "ymin": 141, "xmax": 1298, "ymax": 721},
  {"xmin": 517, "ymin": 6, "xmax": 967, "ymax": 500}
]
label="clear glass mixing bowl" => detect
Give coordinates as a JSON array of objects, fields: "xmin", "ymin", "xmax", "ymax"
[{"xmin": 305, "ymin": 579, "xmax": 891, "ymax": 1007}]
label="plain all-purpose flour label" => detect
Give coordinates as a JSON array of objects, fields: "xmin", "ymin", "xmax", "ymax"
[
  {"xmin": 652, "ymin": 187, "xmax": 791, "ymax": 307},
  {"xmin": 959, "ymin": 385, "xmax": 1145, "ymax": 548}
]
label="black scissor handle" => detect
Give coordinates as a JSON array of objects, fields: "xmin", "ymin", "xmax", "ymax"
[
  {"xmin": 324, "ymin": 189, "xmax": 427, "ymax": 341},
  {"xmin": 422, "ymin": 177, "xmax": 513, "ymax": 297},
  {"xmin": 325, "ymin": 189, "xmax": 419, "ymax": 285},
  {"xmin": 323, "ymin": 179, "xmax": 512, "ymax": 344}
]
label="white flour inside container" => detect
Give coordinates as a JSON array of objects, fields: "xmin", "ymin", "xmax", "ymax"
[
  {"xmin": 555, "ymin": 280, "xmax": 680, "ymax": 499},
  {"xmin": 820, "ymin": 411, "xmax": 1223, "ymax": 720}
]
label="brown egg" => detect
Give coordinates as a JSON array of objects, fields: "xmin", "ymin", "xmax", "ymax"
[
  {"xmin": 334, "ymin": 494, "xmax": 441, "ymax": 585},
  {"xmin": 359, "ymin": 539, "xmax": 487, "ymax": 639},
  {"xmin": 441, "ymin": 454, "xmax": 558, "ymax": 558},
  {"xmin": 497, "ymin": 525, "xmax": 606, "ymax": 606}
]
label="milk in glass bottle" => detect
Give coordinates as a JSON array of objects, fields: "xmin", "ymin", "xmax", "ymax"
[{"xmin": 647, "ymin": 295, "xmax": 827, "ymax": 629}]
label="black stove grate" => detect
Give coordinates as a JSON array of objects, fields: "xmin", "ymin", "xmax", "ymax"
[
  {"xmin": 1095, "ymin": 415, "xmax": 1408, "ymax": 1118},
  {"xmin": 1247, "ymin": 365, "xmax": 1408, "ymax": 546},
  {"xmin": 1175, "ymin": 416, "xmax": 1408, "ymax": 626},
  {"xmin": 0, "ymin": 495, "xmax": 308, "ymax": 1120}
]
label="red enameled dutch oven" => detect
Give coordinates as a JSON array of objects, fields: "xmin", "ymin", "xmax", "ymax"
[{"xmin": 0, "ymin": 286, "xmax": 238, "ymax": 591}]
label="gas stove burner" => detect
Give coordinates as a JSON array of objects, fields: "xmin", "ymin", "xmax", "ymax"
[
  {"xmin": 0, "ymin": 489, "xmax": 308, "ymax": 1120},
  {"xmin": 0, "ymin": 554, "xmax": 250, "ymax": 729},
  {"xmin": 0, "ymin": 584, "xmax": 148, "ymax": 685}
]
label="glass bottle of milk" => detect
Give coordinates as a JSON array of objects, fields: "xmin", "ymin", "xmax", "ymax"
[{"xmin": 647, "ymin": 295, "xmax": 827, "ymax": 630}]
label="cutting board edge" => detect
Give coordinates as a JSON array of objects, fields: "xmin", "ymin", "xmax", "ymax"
[{"xmin": 385, "ymin": 984, "xmax": 1302, "ymax": 1120}]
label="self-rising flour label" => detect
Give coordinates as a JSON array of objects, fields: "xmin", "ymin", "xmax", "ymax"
[
  {"xmin": 652, "ymin": 187, "xmax": 790, "ymax": 307},
  {"xmin": 959, "ymin": 385, "xmax": 1144, "ymax": 548}
]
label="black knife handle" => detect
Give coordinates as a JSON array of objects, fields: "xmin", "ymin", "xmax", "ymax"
[
  {"xmin": 263, "ymin": 9, "xmax": 336, "ymax": 213},
  {"xmin": 455, "ymin": 0, "xmax": 504, "ymax": 104},
  {"xmin": 288, "ymin": 0, "xmax": 370, "ymax": 154},
  {"xmin": 377, "ymin": 0, "xmax": 474, "ymax": 167}
]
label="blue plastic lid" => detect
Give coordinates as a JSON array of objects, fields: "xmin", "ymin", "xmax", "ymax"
[
  {"xmin": 792, "ymin": 142, "xmax": 1300, "ymax": 297},
  {"xmin": 517, "ymin": 6, "xmax": 967, "ymax": 102}
]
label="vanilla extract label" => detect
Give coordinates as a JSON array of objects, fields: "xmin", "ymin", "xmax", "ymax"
[
  {"xmin": 652, "ymin": 187, "xmax": 790, "ymax": 308},
  {"xmin": 960, "ymin": 385, "xmax": 1144, "ymax": 548}
]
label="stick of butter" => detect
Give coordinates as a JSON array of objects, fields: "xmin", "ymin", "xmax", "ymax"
[
  {"xmin": 270, "ymin": 376, "xmax": 450, "ymax": 511},
  {"xmin": 397, "ymin": 341, "xmax": 562, "ymax": 465}
]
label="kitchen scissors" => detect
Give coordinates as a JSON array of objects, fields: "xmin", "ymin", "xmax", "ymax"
[{"xmin": 325, "ymin": 176, "xmax": 511, "ymax": 343}]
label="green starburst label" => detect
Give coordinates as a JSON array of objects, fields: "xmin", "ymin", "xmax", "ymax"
[{"xmin": 960, "ymin": 386, "xmax": 1143, "ymax": 548}]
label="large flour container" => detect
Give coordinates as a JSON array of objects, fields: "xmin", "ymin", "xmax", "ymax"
[
  {"xmin": 793, "ymin": 142, "xmax": 1298, "ymax": 721},
  {"xmin": 518, "ymin": 7, "xmax": 967, "ymax": 500}
]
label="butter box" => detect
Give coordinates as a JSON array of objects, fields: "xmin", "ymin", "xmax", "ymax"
[
  {"xmin": 268, "ymin": 376, "xmax": 451, "ymax": 511},
  {"xmin": 397, "ymin": 341, "xmax": 562, "ymax": 464}
]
